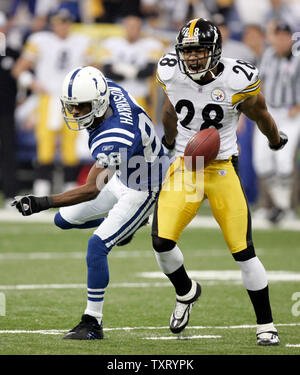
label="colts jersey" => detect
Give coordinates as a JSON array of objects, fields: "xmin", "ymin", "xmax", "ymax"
[
  {"xmin": 88, "ymin": 80, "xmax": 168, "ymax": 191},
  {"xmin": 156, "ymin": 53, "xmax": 261, "ymax": 160}
]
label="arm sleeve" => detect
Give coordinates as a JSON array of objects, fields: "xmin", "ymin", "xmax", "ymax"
[
  {"xmin": 230, "ymin": 61, "xmax": 261, "ymax": 108},
  {"xmin": 90, "ymin": 130, "xmax": 136, "ymax": 167}
]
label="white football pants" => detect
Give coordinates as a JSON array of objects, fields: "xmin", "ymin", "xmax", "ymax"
[
  {"xmin": 253, "ymin": 107, "xmax": 300, "ymax": 177},
  {"xmin": 59, "ymin": 174, "xmax": 159, "ymax": 248},
  {"xmin": 252, "ymin": 107, "xmax": 300, "ymax": 209}
]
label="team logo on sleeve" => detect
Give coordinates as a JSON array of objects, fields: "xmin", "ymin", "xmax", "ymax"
[
  {"xmin": 211, "ymin": 89, "xmax": 225, "ymax": 102},
  {"xmin": 101, "ymin": 145, "xmax": 114, "ymax": 151}
]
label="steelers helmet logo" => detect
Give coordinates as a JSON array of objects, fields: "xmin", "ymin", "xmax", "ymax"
[{"xmin": 211, "ymin": 89, "xmax": 225, "ymax": 102}]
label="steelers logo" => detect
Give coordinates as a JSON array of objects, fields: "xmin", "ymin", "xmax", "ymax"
[{"xmin": 211, "ymin": 89, "xmax": 225, "ymax": 102}]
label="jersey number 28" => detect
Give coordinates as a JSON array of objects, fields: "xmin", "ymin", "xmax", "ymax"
[{"xmin": 175, "ymin": 99, "xmax": 224, "ymax": 130}]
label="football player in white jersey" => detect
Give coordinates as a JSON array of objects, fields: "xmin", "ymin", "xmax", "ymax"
[
  {"xmin": 152, "ymin": 18, "xmax": 288, "ymax": 346},
  {"xmin": 12, "ymin": 66, "xmax": 170, "ymax": 340},
  {"xmin": 12, "ymin": 8, "xmax": 94, "ymax": 195},
  {"xmin": 100, "ymin": 15, "xmax": 164, "ymax": 118}
]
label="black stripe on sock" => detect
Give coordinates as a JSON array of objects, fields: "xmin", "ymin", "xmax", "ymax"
[{"xmin": 166, "ymin": 265, "xmax": 192, "ymax": 297}]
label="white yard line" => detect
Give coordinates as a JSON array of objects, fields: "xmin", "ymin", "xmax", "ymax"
[
  {"xmin": 0, "ymin": 210, "xmax": 299, "ymax": 231},
  {"xmin": 139, "ymin": 270, "xmax": 300, "ymax": 282},
  {"xmin": 0, "ymin": 251, "xmax": 155, "ymax": 260},
  {"xmin": 0, "ymin": 248, "xmax": 263, "ymax": 260},
  {"xmin": 0, "ymin": 323, "xmax": 299, "ymax": 335},
  {"xmin": 0, "ymin": 282, "xmax": 172, "ymax": 290},
  {"xmin": 143, "ymin": 335, "xmax": 222, "ymax": 340},
  {"xmin": 1, "ymin": 268, "xmax": 300, "ymax": 291},
  {"xmin": 0, "ymin": 210, "xmax": 56, "ymax": 223}
]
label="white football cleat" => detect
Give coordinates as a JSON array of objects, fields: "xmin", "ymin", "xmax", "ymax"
[
  {"xmin": 256, "ymin": 323, "xmax": 280, "ymax": 346},
  {"xmin": 170, "ymin": 280, "xmax": 201, "ymax": 334}
]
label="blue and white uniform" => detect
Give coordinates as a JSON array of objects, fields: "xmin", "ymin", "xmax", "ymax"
[
  {"xmin": 55, "ymin": 78, "xmax": 170, "ymax": 320},
  {"xmin": 89, "ymin": 79, "xmax": 167, "ymax": 191},
  {"xmin": 57, "ymin": 79, "xmax": 169, "ymax": 248}
]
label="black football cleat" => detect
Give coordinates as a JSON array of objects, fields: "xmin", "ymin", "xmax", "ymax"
[
  {"xmin": 117, "ymin": 218, "xmax": 149, "ymax": 246},
  {"xmin": 170, "ymin": 281, "xmax": 201, "ymax": 334},
  {"xmin": 63, "ymin": 314, "xmax": 103, "ymax": 340}
]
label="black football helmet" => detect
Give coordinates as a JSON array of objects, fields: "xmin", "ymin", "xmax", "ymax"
[{"xmin": 175, "ymin": 18, "xmax": 222, "ymax": 80}]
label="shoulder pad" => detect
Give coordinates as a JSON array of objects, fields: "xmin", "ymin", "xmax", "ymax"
[
  {"xmin": 156, "ymin": 52, "xmax": 178, "ymax": 84},
  {"xmin": 223, "ymin": 58, "xmax": 261, "ymax": 107},
  {"xmin": 226, "ymin": 58, "xmax": 260, "ymax": 92},
  {"xmin": 27, "ymin": 31, "xmax": 51, "ymax": 44}
]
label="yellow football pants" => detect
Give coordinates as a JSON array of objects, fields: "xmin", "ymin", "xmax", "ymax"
[
  {"xmin": 153, "ymin": 156, "xmax": 252, "ymax": 254},
  {"xmin": 36, "ymin": 94, "xmax": 78, "ymax": 166},
  {"xmin": 134, "ymin": 96, "xmax": 151, "ymax": 117}
]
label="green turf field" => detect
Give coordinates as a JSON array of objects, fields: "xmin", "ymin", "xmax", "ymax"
[{"xmin": 0, "ymin": 219, "xmax": 300, "ymax": 356}]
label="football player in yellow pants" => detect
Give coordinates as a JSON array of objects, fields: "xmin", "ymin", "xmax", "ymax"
[
  {"xmin": 12, "ymin": 9, "xmax": 93, "ymax": 195},
  {"xmin": 152, "ymin": 18, "xmax": 288, "ymax": 346},
  {"xmin": 153, "ymin": 156, "xmax": 251, "ymax": 253},
  {"xmin": 35, "ymin": 93, "xmax": 79, "ymax": 193}
]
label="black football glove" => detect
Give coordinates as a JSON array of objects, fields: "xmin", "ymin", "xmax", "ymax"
[
  {"xmin": 269, "ymin": 131, "xmax": 288, "ymax": 151},
  {"xmin": 11, "ymin": 195, "xmax": 52, "ymax": 216},
  {"xmin": 162, "ymin": 135, "xmax": 176, "ymax": 158}
]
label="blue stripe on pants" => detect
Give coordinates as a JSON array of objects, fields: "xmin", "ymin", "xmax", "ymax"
[{"xmin": 103, "ymin": 190, "xmax": 158, "ymax": 249}]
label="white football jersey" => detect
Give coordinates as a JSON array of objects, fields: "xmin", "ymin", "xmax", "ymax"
[
  {"xmin": 156, "ymin": 53, "xmax": 261, "ymax": 159},
  {"xmin": 23, "ymin": 31, "xmax": 93, "ymax": 95},
  {"xmin": 100, "ymin": 36, "xmax": 164, "ymax": 97}
]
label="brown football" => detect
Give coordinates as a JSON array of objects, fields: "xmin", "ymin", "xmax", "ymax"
[{"xmin": 184, "ymin": 128, "xmax": 220, "ymax": 171}]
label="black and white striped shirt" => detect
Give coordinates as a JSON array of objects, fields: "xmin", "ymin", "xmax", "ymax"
[{"xmin": 259, "ymin": 46, "xmax": 300, "ymax": 108}]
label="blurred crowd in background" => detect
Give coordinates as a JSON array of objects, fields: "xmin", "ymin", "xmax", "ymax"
[{"xmin": 0, "ymin": 0, "xmax": 300, "ymax": 225}]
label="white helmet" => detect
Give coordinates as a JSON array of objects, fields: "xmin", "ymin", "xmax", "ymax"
[{"xmin": 61, "ymin": 66, "xmax": 110, "ymax": 130}]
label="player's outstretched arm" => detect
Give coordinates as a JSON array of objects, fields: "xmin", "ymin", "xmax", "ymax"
[
  {"xmin": 239, "ymin": 92, "xmax": 288, "ymax": 150},
  {"xmin": 12, "ymin": 162, "xmax": 112, "ymax": 216},
  {"xmin": 161, "ymin": 94, "xmax": 178, "ymax": 147}
]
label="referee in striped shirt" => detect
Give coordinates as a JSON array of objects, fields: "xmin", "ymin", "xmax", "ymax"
[{"xmin": 253, "ymin": 22, "xmax": 300, "ymax": 223}]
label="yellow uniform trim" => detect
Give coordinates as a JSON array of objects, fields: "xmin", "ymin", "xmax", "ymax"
[
  {"xmin": 189, "ymin": 19, "xmax": 199, "ymax": 37},
  {"xmin": 156, "ymin": 72, "xmax": 167, "ymax": 92},
  {"xmin": 232, "ymin": 81, "xmax": 261, "ymax": 106},
  {"xmin": 23, "ymin": 42, "xmax": 39, "ymax": 55},
  {"xmin": 243, "ymin": 78, "xmax": 261, "ymax": 91}
]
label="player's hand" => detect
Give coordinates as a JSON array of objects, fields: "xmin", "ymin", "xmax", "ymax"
[
  {"xmin": 162, "ymin": 135, "xmax": 176, "ymax": 158},
  {"xmin": 269, "ymin": 131, "xmax": 288, "ymax": 151},
  {"xmin": 11, "ymin": 195, "xmax": 52, "ymax": 216}
]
